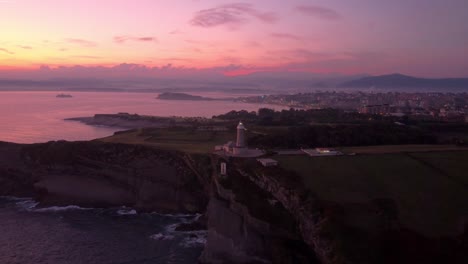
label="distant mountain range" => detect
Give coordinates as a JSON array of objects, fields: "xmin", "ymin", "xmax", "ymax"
[
  {"xmin": 1, "ymin": 73, "xmax": 467, "ymax": 92},
  {"xmin": 341, "ymin": 73, "xmax": 468, "ymax": 89}
]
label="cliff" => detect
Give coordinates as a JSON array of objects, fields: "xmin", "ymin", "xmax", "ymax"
[
  {"xmin": 200, "ymin": 157, "xmax": 318, "ymax": 263},
  {"xmin": 0, "ymin": 140, "xmax": 320, "ymax": 263},
  {"xmin": 2, "ymin": 140, "xmax": 464, "ymax": 263},
  {"xmin": 0, "ymin": 140, "xmax": 208, "ymax": 213}
]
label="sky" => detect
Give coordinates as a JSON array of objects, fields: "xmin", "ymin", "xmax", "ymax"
[{"xmin": 0, "ymin": 0, "xmax": 467, "ymax": 79}]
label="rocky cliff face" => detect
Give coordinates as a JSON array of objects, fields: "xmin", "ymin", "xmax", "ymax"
[
  {"xmin": 200, "ymin": 158, "xmax": 318, "ymax": 264},
  {"xmin": 0, "ymin": 141, "xmax": 208, "ymax": 213},
  {"xmin": 2, "ymin": 141, "xmax": 464, "ymax": 263}
]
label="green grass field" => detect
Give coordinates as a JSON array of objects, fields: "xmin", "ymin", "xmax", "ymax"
[
  {"xmin": 100, "ymin": 127, "xmax": 236, "ymax": 153},
  {"xmin": 275, "ymin": 151, "xmax": 468, "ymax": 237}
]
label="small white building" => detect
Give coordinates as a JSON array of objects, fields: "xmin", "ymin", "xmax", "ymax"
[
  {"xmin": 220, "ymin": 162, "xmax": 227, "ymax": 176},
  {"xmin": 302, "ymin": 148, "xmax": 343, "ymax": 156},
  {"xmin": 257, "ymin": 158, "xmax": 278, "ymax": 167}
]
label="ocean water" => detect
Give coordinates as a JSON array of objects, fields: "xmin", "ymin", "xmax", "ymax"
[
  {"xmin": 0, "ymin": 91, "xmax": 280, "ymax": 263},
  {"xmin": 0, "ymin": 91, "xmax": 279, "ymax": 143},
  {"xmin": 0, "ymin": 197, "xmax": 206, "ymax": 264}
]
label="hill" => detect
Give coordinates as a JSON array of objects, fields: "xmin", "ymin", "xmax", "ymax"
[{"xmin": 341, "ymin": 73, "xmax": 468, "ymax": 90}]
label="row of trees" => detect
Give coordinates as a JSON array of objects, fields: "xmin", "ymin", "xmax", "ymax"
[
  {"xmin": 213, "ymin": 108, "xmax": 396, "ymax": 126},
  {"xmin": 247, "ymin": 124, "xmax": 437, "ymax": 148}
]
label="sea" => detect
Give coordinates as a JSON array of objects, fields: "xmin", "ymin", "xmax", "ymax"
[
  {"xmin": 0, "ymin": 91, "xmax": 281, "ymax": 143},
  {"xmin": 0, "ymin": 90, "xmax": 281, "ymax": 263},
  {"xmin": 0, "ymin": 197, "xmax": 205, "ymax": 264}
]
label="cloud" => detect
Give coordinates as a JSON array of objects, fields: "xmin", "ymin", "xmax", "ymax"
[
  {"xmin": 267, "ymin": 49, "xmax": 331, "ymax": 61},
  {"xmin": 17, "ymin": 45, "xmax": 33, "ymax": 49},
  {"xmin": 270, "ymin": 33, "xmax": 302, "ymax": 41},
  {"xmin": 114, "ymin": 36, "xmax": 157, "ymax": 44},
  {"xmin": 295, "ymin": 5, "xmax": 341, "ymax": 20},
  {"xmin": 71, "ymin": 55, "xmax": 103, "ymax": 59},
  {"xmin": 169, "ymin": 30, "xmax": 184, "ymax": 35},
  {"xmin": 65, "ymin": 38, "xmax": 97, "ymax": 47},
  {"xmin": 191, "ymin": 3, "xmax": 278, "ymax": 28},
  {"xmin": 0, "ymin": 48, "xmax": 14, "ymax": 55}
]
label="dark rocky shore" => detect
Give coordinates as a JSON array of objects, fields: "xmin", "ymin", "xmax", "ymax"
[{"xmin": 0, "ymin": 141, "xmax": 466, "ymax": 263}]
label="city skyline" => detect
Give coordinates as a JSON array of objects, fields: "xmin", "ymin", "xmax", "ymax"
[{"xmin": 1, "ymin": 0, "xmax": 467, "ymax": 79}]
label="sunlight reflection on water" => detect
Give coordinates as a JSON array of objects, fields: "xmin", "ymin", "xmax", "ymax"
[{"xmin": 0, "ymin": 91, "xmax": 281, "ymax": 143}]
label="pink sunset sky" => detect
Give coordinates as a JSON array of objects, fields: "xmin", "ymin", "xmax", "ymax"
[{"xmin": 0, "ymin": 0, "xmax": 467, "ymax": 78}]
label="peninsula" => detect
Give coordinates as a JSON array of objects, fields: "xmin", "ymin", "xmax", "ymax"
[{"xmin": 157, "ymin": 92, "xmax": 216, "ymax": 101}]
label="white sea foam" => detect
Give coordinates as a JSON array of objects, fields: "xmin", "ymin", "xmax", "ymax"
[
  {"xmin": 117, "ymin": 208, "xmax": 137, "ymax": 215},
  {"xmin": 150, "ymin": 233, "xmax": 175, "ymax": 241},
  {"xmin": 15, "ymin": 199, "xmax": 39, "ymax": 211},
  {"xmin": 180, "ymin": 232, "xmax": 208, "ymax": 247},
  {"xmin": 150, "ymin": 212, "xmax": 199, "ymax": 218},
  {"xmin": 164, "ymin": 223, "xmax": 179, "ymax": 232},
  {"xmin": 34, "ymin": 205, "xmax": 92, "ymax": 212},
  {"xmin": 0, "ymin": 196, "xmax": 33, "ymax": 201}
]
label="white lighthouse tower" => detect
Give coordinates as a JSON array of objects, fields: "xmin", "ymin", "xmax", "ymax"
[
  {"xmin": 233, "ymin": 121, "xmax": 246, "ymax": 155},
  {"xmin": 236, "ymin": 121, "xmax": 246, "ymax": 147}
]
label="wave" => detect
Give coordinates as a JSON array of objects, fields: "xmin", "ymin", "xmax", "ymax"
[
  {"xmin": 180, "ymin": 233, "xmax": 207, "ymax": 248},
  {"xmin": 15, "ymin": 199, "xmax": 39, "ymax": 211},
  {"xmin": 0, "ymin": 196, "xmax": 33, "ymax": 201},
  {"xmin": 149, "ymin": 233, "xmax": 175, "ymax": 241},
  {"xmin": 117, "ymin": 207, "xmax": 137, "ymax": 215},
  {"xmin": 151, "ymin": 212, "xmax": 200, "ymax": 218},
  {"xmin": 34, "ymin": 205, "xmax": 93, "ymax": 212},
  {"xmin": 162, "ymin": 219, "xmax": 208, "ymax": 248}
]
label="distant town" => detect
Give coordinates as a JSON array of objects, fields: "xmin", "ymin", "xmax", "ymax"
[{"xmin": 240, "ymin": 91, "xmax": 468, "ymax": 123}]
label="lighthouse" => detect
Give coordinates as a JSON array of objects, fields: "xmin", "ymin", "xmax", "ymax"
[
  {"xmin": 236, "ymin": 121, "xmax": 246, "ymax": 148},
  {"xmin": 214, "ymin": 121, "xmax": 263, "ymax": 157}
]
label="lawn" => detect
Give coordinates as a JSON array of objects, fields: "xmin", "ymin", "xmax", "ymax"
[
  {"xmin": 339, "ymin": 144, "xmax": 467, "ymax": 154},
  {"xmin": 99, "ymin": 127, "xmax": 236, "ymax": 153},
  {"xmin": 275, "ymin": 151, "xmax": 468, "ymax": 237}
]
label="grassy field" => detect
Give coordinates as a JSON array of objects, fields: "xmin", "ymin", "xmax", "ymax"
[
  {"xmin": 275, "ymin": 151, "xmax": 468, "ymax": 237},
  {"xmin": 99, "ymin": 127, "xmax": 236, "ymax": 153},
  {"xmin": 340, "ymin": 144, "xmax": 467, "ymax": 154}
]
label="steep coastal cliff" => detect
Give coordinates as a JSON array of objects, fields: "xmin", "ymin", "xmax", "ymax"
[
  {"xmin": 0, "ymin": 141, "xmax": 208, "ymax": 213},
  {"xmin": 0, "ymin": 140, "xmax": 320, "ymax": 263},
  {"xmin": 200, "ymin": 157, "xmax": 317, "ymax": 263},
  {"xmin": 1, "ymin": 141, "xmax": 465, "ymax": 263}
]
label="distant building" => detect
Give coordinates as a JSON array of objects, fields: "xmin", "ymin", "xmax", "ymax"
[
  {"xmin": 360, "ymin": 104, "xmax": 390, "ymax": 115},
  {"xmin": 220, "ymin": 162, "xmax": 227, "ymax": 176},
  {"xmin": 302, "ymin": 148, "xmax": 343, "ymax": 156},
  {"xmin": 257, "ymin": 158, "xmax": 278, "ymax": 167}
]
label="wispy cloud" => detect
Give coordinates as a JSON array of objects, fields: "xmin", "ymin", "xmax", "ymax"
[
  {"xmin": 17, "ymin": 45, "xmax": 33, "ymax": 49},
  {"xmin": 295, "ymin": 5, "xmax": 341, "ymax": 20},
  {"xmin": 0, "ymin": 48, "xmax": 14, "ymax": 55},
  {"xmin": 71, "ymin": 55, "xmax": 103, "ymax": 59},
  {"xmin": 113, "ymin": 36, "xmax": 157, "ymax": 44},
  {"xmin": 270, "ymin": 33, "xmax": 302, "ymax": 41},
  {"xmin": 191, "ymin": 3, "xmax": 278, "ymax": 28},
  {"xmin": 65, "ymin": 38, "xmax": 97, "ymax": 47},
  {"xmin": 267, "ymin": 49, "xmax": 331, "ymax": 61},
  {"xmin": 169, "ymin": 30, "xmax": 184, "ymax": 35}
]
